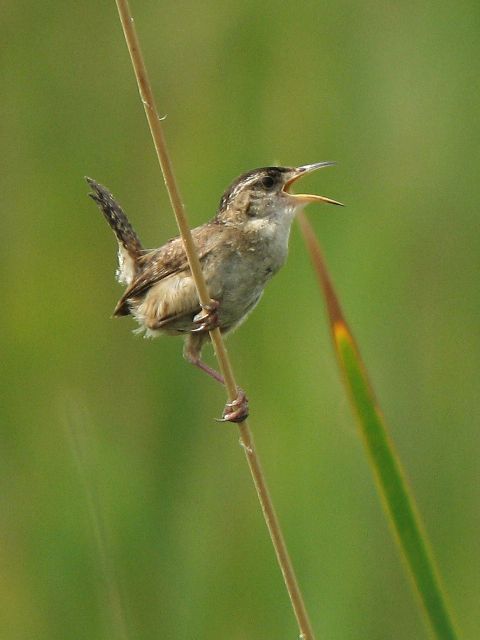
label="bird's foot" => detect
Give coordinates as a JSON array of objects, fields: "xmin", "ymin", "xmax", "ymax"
[
  {"xmin": 216, "ymin": 389, "xmax": 249, "ymax": 424},
  {"xmin": 191, "ymin": 299, "xmax": 220, "ymax": 333}
]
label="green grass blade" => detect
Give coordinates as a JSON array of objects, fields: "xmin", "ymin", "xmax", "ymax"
[{"xmin": 298, "ymin": 213, "xmax": 460, "ymax": 640}]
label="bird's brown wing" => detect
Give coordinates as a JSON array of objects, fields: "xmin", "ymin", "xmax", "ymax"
[{"xmin": 113, "ymin": 228, "xmax": 217, "ymax": 316}]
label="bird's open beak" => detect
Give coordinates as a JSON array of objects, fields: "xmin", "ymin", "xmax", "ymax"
[{"xmin": 283, "ymin": 162, "xmax": 344, "ymax": 206}]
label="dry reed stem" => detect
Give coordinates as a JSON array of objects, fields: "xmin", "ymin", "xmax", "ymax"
[{"xmin": 114, "ymin": 1, "xmax": 316, "ymax": 638}]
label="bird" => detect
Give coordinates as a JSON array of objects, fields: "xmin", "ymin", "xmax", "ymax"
[{"xmin": 86, "ymin": 163, "xmax": 342, "ymax": 422}]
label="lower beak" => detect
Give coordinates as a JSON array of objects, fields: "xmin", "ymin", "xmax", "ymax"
[{"xmin": 284, "ymin": 162, "xmax": 344, "ymax": 206}]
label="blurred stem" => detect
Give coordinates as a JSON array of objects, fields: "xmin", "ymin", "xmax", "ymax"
[
  {"xmin": 65, "ymin": 399, "xmax": 130, "ymax": 640},
  {"xmin": 298, "ymin": 212, "xmax": 460, "ymax": 640},
  {"xmin": 114, "ymin": 1, "xmax": 316, "ymax": 638}
]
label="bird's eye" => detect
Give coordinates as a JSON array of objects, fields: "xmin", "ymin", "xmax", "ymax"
[{"xmin": 261, "ymin": 176, "xmax": 275, "ymax": 189}]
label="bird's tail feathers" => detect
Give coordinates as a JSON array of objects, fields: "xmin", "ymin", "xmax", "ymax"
[
  {"xmin": 86, "ymin": 177, "xmax": 143, "ymax": 257},
  {"xmin": 86, "ymin": 177, "xmax": 144, "ymax": 285}
]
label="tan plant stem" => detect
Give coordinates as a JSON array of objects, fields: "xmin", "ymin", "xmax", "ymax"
[{"xmin": 114, "ymin": 1, "xmax": 316, "ymax": 638}]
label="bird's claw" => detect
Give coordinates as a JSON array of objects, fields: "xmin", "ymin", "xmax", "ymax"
[
  {"xmin": 216, "ymin": 389, "xmax": 249, "ymax": 424},
  {"xmin": 191, "ymin": 299, "xmax": 220, "ymax": 333}
]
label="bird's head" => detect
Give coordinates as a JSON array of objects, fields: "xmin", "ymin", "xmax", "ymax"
[{"xmin": 216, "ymin": 162, "xmax": 343, "ymax": 226}]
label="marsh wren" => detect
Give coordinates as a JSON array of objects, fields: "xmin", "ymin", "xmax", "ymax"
[{"xmin": 87, "ymin": 163, "xmax": 342, "ymax": 422}]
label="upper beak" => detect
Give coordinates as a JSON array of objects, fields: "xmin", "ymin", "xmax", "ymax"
[{"xmin": 283, "ymin": 162, "xmax": 344, "ymax": 206}]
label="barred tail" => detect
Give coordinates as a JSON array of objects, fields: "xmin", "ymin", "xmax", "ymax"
[{"xmin": 86, "ymin": 177, "xmax": 143, "ymax": 257}]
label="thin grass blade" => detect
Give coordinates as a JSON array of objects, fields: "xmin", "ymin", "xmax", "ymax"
[{"xmin": 297, "ymin": 212, "xmax": 459, "ymax": 640}]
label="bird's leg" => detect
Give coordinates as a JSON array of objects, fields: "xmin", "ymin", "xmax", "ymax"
[
  {"xmin": 183, "ymin": 334, "xmax": 249, "ymax": 423},
  {"xmin": 217, "ymin": 389, "xmax": 249, "ymax": 424},
  {"xmin": 191, "ymin": 299, "xmax": 220, "ymax": 333}
]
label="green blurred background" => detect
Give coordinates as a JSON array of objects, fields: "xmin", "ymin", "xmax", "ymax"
[{"xmin": 2, "ymin": 1, "xmax": 479, "ymax": 638}]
